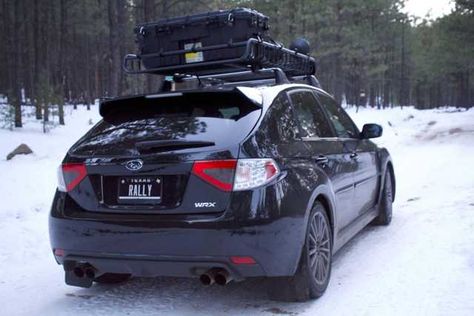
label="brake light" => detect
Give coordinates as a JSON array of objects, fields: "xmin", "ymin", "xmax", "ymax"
[
  {"xmin": 57, "ymin": 163, "xmax": 87, "ymax": 192},
  {"xmin": 191, "ymin": 158, "xmax": 279, "ymax": 192},
  {"xmin": 192, "ymin": 160, "xmax": 237, "ymax": 191}
]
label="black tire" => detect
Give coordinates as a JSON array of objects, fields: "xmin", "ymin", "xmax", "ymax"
[
  {"xmin": 372, "ymin": 170, "xmax": 393, "ymax": 225},
  {"xmin": 267, "ymin": 202, "xmax": 332, "ymax": 302},
  {"xmin": 94, "ymin": 273, "xmax": 131, "ymax": 284}
]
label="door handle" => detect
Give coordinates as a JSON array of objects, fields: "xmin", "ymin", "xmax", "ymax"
[
  {"xmin": 350, "ymin": 152, "xmax": 359, "ymax": 159},
  {"xmin": 314, "ymin": 155, "xmax": 329, "ymax": 166}
]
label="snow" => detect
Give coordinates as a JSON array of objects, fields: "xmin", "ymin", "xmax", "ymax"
[
  {"xmin": 1, "ymin": 104, "xmax": 473, "ymax": 315},
  {"xmin": 236, "ymin": 87, "xmax": 263, "ymax": 105}
]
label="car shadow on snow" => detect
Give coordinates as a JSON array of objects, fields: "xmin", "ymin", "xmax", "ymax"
[{"xmin": 54, "ymin": 225, "xmax": 388, "ymax": 316}]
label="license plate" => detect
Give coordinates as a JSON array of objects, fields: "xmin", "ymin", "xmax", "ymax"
[{"xmin": 117, "ymin": 176, "xmax": 162, "ymax": 204}]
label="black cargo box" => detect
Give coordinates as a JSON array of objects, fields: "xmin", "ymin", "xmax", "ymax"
[{"xmin": 134, "ymin": 8, "xmax": 269, "ymax": 70}]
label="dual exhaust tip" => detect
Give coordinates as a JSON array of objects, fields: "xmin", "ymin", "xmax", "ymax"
[
  {"xmin": 73, "ymin": 264, "xmax": 96, "ymax": 280},
  {"xmin": 200, "ymin": 268, "xmax": 232, "ymax": 286},
  {"xmin": 74, "ymin": 264, "xmax": 230, "ymax": 285}
]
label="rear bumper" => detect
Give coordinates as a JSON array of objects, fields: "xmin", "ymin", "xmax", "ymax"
[
  {"xmin": 62, "ymin": 253, "xmax": 265, "ymax": 281},
  {"xmin": 49, "ymin": 190, "xmax": 307, "ymax": 279}
]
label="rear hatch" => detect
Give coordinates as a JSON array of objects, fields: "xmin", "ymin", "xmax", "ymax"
[{"xmin": 65, "ymin": 89, "xmax": 262, "ymax": 214}]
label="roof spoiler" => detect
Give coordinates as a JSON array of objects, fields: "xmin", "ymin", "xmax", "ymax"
[{"xmin": 99, "ymin": 87, "xmax": 262, "ymax": 118}]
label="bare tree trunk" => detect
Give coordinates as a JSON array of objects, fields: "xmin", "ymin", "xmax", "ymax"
[
  {"xmin": 369, "ymin": 83, "xmax": 376, "ymax": 108},
  {"xmin": 108, "ymin": 0, "xmax": 120, "ymax": 97},
  {"xmin": 21, "ymin": 0, "xmax": 33, "ymax": 107},
  {"xmin": 58, "ymin": 98, "xmax": 65, "ymax": 124},
  {"xmin": 332, "ymin": 1, "xmax": 343, "ymax": 104},
  {"xmin": 43, "ymin": 102, "xmax": 49, "ymax": 122},
  {"xmin": 33, "ymin": 0, "xmax": 42, "ymax": 119},
  {"xmin": 71, "ymin": 13, "xmax": 78, "ymax": 104},
  {"xmin": 467, "ymin": 70, "xmax": 471, "ymax": 107},
  {"xmin": 399, "ymin": 19, "xmax": 407, "ymax": 109},
  {"xmin": 12, "ymin": 0, "xmax": 22, "ymax": 127},
  {"xmin": 383, "ymin": 71, "xmax": 390, "ymax": 109},
  {"xmin": 0, "ymin": 0, "xmax": 6, "ymax": 92},
  {"xmin": 58, "ymin": 0, "xmax": 67, "ymax": 125},
  {"xmin": 117, "ymin": 0, "xmax": 126, "ymax": 94}
]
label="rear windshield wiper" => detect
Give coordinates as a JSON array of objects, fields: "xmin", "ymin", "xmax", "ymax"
[{"xmin": 135, "ymin": 140, "xmax": 215, "ymax": 153}]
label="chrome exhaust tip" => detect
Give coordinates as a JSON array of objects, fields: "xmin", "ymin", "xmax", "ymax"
[
  {"xmin": 85, "ymin": 267, "xmax": 96, "ymax": 279},
  {"xmin": 215, "ymin": 270, "xmax": 232, "ymax": 286},
  {"xmin": 199, "ymin": 273, "xmax": 214, "ymax": 285},
  {"xmin": 200, "ymin": 268, "xmax": 222, "ymax": 285},
  {"xmin": 73, "ymin": 267, "xmax": 85, "ymax": 278}
]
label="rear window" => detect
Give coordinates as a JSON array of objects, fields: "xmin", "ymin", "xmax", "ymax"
[{"xmin": 70, "ymin": 92, "xmax": 261, "ymax": 156}]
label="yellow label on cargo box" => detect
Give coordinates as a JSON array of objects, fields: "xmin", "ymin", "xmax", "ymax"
[{"xmin": 184, "ymin": 42, "xmax": 204, "ymax": 63}]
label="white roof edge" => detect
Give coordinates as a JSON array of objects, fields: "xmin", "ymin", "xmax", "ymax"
[
  {"xmin": 236, "ymin": 86, "xmax": 263, "ymax": 105},
  {"xmin": 256, "ymin": 84, "xmax": 320, "ymax": 106}
]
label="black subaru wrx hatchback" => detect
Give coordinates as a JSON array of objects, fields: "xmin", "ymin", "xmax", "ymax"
[{"xmin": 49, "ymin": 84, "xmax": 395, "ymax": 301}]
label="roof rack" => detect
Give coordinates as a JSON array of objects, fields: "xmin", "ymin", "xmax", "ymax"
[
  {"xmin": 124, "ymin": 38, "xmax": 316, "ymax": 79},
  {"xmin": 175, "ymin": 69, "xmax": 322, "ymax": 87}
]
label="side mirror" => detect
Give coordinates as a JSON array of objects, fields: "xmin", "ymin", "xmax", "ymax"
[{"xmin": 360, "ymin": 123, "xmax": 383, "ymax": 139}]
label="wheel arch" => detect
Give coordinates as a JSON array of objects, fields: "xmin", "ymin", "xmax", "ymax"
[
  {"xmin": 304, "ymin": 184, "xmax": 337, "ymax": 244},
  {"xmin": 386, "ymin": 161, "xmax": 396, "ymax": 202},
  {"xmin": 314, "ymin": 194, "xmax": 334, "ymax": 239},
  {"xmin": 377, "ymin": 148, "xmax": 396, "ymax": 203},
  {"xmin": 290, "ymin": 187, "xmax": 336, "ymax": 276}
]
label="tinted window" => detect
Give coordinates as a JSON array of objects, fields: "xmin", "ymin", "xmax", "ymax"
[
  {"xmin": 70, "ymin": 94, "xmax": 261, "ymax": 156},
  {"xmin": 318, "ymin": 93, "xmax": 359, "ymax": 138},
  {"xmin": 290, "ymin": 91, "xmax": 333, "ymax": 138},
  {"xmin": 259, "ymin": 93, "xmax": 299, "ymax": 143}
]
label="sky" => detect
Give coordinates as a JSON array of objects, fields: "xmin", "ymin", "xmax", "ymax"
[{"xmin": 403, "ymin": 0, "xmax": 455, "ymax": 19}]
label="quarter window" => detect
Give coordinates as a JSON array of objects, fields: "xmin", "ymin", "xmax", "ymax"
[{"xmin": 257, "ymin": 93, "xmax": 299, "ymax": 144}]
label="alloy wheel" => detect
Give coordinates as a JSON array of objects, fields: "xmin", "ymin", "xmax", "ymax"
[{"xmin": 308, "ymin": 212, "xmax": 331, "ymax": 285}]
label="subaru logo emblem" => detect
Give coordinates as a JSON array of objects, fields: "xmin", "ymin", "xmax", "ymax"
[{"xmin": 125, "ymin": 159, "xmax": 143, "ymax": 171}]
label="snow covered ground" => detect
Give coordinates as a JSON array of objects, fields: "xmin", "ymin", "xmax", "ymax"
[{"xmin": 0, "ymin": 104, "xmax": 473, "ymax": 316}]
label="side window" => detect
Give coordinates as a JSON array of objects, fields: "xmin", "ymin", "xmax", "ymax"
[
  {"xmin": 289, "ymin": 91, "xmax": 333, "ymax": 138},
  {"xmin": 258, "ymin": 92, "xmax": 299, "ymax": 143},
  {"xmin": 318, "ymin": 93, "xmax": 359, "ymax": 138}
]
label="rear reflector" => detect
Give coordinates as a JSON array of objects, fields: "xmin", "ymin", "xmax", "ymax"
[
  {"xmin": 57, "ymin": 163, "xmax": 87, "ymax": 192},
  {"xmin": 192, "ymin": 160, "xmax": 237, "ymax": 192},
  {"xmin": 54, "ymin": 248, "xmax": 64, "ymax": 257},
  {"xmin": 230, "ymin": 256, "xmax": 256, "ymax": 265}
]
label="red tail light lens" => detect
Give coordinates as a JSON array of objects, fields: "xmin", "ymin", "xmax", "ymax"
[
  {"xmin": 192, "ymin": 160, "xmax": 237, "ymax": 191},
  {"xmin": 54, "ymin": 248, "xmax": 65, "ymax": 257},
  {"xmin": 57, "ymin": 163, "xmax": 87, "ymax": 192},
  {"xmin": 230, "ymin": 256, "xmax": 256, "ymax": 265}
]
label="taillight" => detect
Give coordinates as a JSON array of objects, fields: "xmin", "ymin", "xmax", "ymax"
[
  {"xmin": 191, "ymin": 158, "xmax": 279, "ymax": 192},
  {"xmin": 192, "ymin": 160, "xmax": 237, "ymax": 191},
  {"xmin": 57, "ymin": 163, "xmax": 87, "ymax": 192},
  {"xmin": 233, "ymin": 159, "xmax": 279, "ymax": 191}
]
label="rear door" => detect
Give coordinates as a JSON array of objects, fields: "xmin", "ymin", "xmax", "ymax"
[
  {"xmin": 316, "ymin": 92, "xmax": 379, "ymax": 218},
  {"xmin": 287, "ymin": 89, "xmax": 356, "ymax": 231},
  {"xmin": 66, "ymin": 90, "xmax": 262, "ymax": 214}
]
